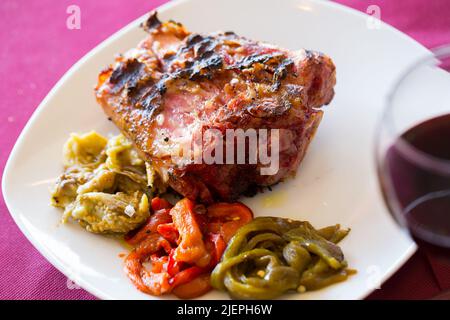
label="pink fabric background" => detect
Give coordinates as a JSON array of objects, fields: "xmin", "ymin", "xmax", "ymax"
[{"xmin": 0, "ymin": 0, "xmax": 449, "ymax": 300}]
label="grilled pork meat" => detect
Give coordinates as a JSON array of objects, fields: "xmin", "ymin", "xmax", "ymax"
[{"xmin": 95, "ymin": 12, "xmax": 336, "ymax": 203}]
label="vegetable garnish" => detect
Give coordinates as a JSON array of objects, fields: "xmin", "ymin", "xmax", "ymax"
[
  {"xmin": 51, "ymin": 132, "xmax": 152, "ymax": 234},
  {"xmin": 124, "ymin": 197, "xmax": 253, "ymax": 299},
  {"xmin": 52, "ymin": 133, "xmax": 355, "ymax": 299},
  {"xmin": 210, "ymin": 217, "xmax": 355, "ymax": 299}
]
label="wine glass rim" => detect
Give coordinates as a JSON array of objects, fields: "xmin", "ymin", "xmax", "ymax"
[{"xmin": 385, "ymin": 44, "xmax": 450, "ymax": 174}]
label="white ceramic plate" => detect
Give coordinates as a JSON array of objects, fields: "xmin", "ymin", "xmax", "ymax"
[{"xmin": 2, "ymin": 0, "xmax": 431, "ymax": 300}]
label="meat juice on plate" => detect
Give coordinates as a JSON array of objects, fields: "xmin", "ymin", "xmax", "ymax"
[{"xmin": 382, "ymin": 114, "xmax": 450, "ymax": 246}]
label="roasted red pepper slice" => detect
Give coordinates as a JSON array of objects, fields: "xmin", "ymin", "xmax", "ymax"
[
  {"xmin": 169, "ymin": 266, "xmax": 206, "ymax": 288},
  {"xmin": 150, "ymin": 254, "xmax": 168, "ymax": 273},
  {"xmin": 124, "ymin": 234, "xmax": 172, "ymax": 296},
  {"xmin": 205, "ymin": 233, "xmax": 226, "ymax": 266},
  {"xmin": 157, "ymin": 222, "xmax": 179, "ymax": 244},
  {"xmin": 151, "ymin": 197, "xmax": 172, "ymax": 211},
  {"xmin": 206, "ymin": 202, "xmax": 253, "ymax": 242},
  {"xmin": 124, "ymin": 198, "xmax": 254, "ymax": 299},
  {"xmin": 172, "ymin": 274, "xmax": 212, "ymax": 299},
  {"xmin": 167, "ymin": 249, "xmax": 184, "ymax": 277},
  {"xmin": 171, "ymin": 198, "xmax": 211, "ymax": 267},
  {"xmin": 125, "ymin": 208, "xmax": 172, "ymax": 246}
]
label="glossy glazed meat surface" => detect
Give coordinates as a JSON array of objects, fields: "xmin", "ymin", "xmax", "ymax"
[{"xmin": 96, "ymin": 12, "xmax": 336, "ymax": 203}]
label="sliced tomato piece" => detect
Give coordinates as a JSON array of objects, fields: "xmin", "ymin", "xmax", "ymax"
[{"xmin": 172, "ymin": 274, "xmax": 212, "ymax": 299}]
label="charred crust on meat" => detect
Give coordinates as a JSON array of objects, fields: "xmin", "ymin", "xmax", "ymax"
[
  {"xmin": 168, "ymin": 19, "xmax": 183, "ymax": 27},
  {"xmin": 242, "ymin": 183, "xmax": 259, "ymax": 198},
  {"xmin": 96, "ymin": 14, "xmax": 336, "ymax": 203},
  {"xmin": 180, "ymin": 34, "xmax": 216, "ymax": 57},
  {"xmin": 190, "ymin": 51, "xmax": 223, "ymax": 80},
  {"xmin": 113, "ymin": 45, "xmax": 225, "ymax": 120},
  {"xmin": 162, "ymin": 51, "xmax": 176, "ymax": 61},
  {"xmin": 185, "ymin": 34, "xmax": 204, "ymax": 48},
  {"xmin": 109, "ymin": 59, "xmax": 146, "ymax": 94},
  {"xmin": 231, "ymin": 53, "xmax": 281, "ymax": 70},
  {"xmin": 108, "ymin": 58, "xmax": 165, "ymax": 114},
  {"xmin": 158, "ymin": 35, "xmax": 293, "ymax": 89},
  {"xmin": 195, "ymin": 37, "xmax": 216, "ymax": 56},
  {"xmin": 142, "ymin": 11, "xmax": 161, "ymax": 32},
  {"xmin": 229, "ymin": 53, "xmax": 293, "ymax": 91},
  {"xmin": 137, "ymin": 81, "xmax": 166, "ymax": 117},
  {"xmin": 304, "ymin": 49, "xmax": 314, "ymax": 59},
  {"xmin": 246, "ymin": 98, "xmax": 291, "ymax": 118},
  {"xmin": 142, "ymin": 12, "xmax": 188, "ymax": 39},
  {"xmin": 168, "ymin": 48, "xmax": 223, "ymax": 80},
  {"xmin": 271, "ymin": 58, "xmax": 294, "ymax": 91}
]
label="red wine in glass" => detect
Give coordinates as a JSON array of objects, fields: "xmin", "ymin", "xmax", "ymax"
[
  {"xmin": 376, "ymin": 46, "xmax": 450, "ymax": 298},
  {"xmin": 381, "ymin": 113, "xmax": 450, "ymax": 247}
]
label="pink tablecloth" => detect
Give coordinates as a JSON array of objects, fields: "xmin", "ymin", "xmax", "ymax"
[{"xmin": 0, "ymin": 0, "xmax": 449, "ymax": 300}]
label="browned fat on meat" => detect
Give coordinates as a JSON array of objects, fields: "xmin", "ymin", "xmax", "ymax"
[{"xmin": 95, "ymin": 11, "xmax": 336, "ymax": 203}]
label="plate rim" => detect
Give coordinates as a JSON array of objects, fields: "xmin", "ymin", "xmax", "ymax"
[{"xmin": 2, "ymin": 0, "xmax": 423, "ymax": 300}]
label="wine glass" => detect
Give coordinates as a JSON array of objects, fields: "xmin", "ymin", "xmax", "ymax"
[{"xmin": 376, "ymin": 45, "xmax": 450, "ymax": 248}]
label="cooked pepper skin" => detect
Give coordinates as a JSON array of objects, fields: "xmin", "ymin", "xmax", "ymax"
[
  {"xmin": 124, "ymin": 233, "xmax": 172, "ymax": 295},
  {"xmin": 206, "ymin": 202, "xmax": 253, "ymax": 242},
  {"xmin": 211, "ymin": 217, "xmax": 354, "ymax": 299},
  {"xmin": 171, "ymin": 198, "xmax": 211, "ymax": 267},
  {"xmin": 123, "ymin": 197, "xmax": 253, "ymax": 298}
]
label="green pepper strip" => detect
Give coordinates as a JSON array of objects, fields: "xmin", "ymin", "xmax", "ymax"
[{"xmin": 211, "ymin": 217, "xmax": 354, "ymax": 299}]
